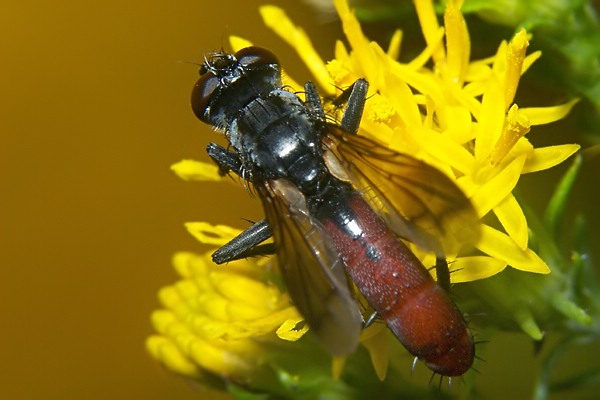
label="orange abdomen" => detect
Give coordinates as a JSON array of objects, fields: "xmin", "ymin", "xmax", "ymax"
[{"xmin": 322, "ymin": 192, "xmax": 474, "ymax": 376}]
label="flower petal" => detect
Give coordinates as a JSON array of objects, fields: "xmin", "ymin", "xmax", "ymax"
[
  {"xmin": 276, "ymin": 317, "xmax": 309, "ymax": 341},
  {"xmin": 259, "ymin": 6, "xmax": 332, "ymax": 92},
  {"xmin": 171, "ymin": 160, "xmax": 222, "ymax": 181},
  {"xmin": 413, "ymin": 0, "xmax": 445, "ymax": 66},
  {"xmin": 229, "ymin": 35, "xmax": 253, "ymax": 52},
  {"xmin": 476, "ymin": 224, "xmax": 550, "ymax": 274},
  {"xmin": 444, "ymin": 0, "xmax": 470, "ymax": 84},
  {"xmin": 360, "ymin": 324, "xmax": 389, "ymax": 381},
  {"xmin": 490, "ymin": 104, "xmax": 531, "ymax": 165},
  {"xmin": 185, "ymin": 222, "xmax": 242, "ymax": 245},
  {"xmin": 522, "ymin": 144, "xmax": 581, "ymax": 173},
  {"xmin": 521, "ymin": 99, "xmax": 579, "ymax": 125},
  {"xmin": 474, "ymin": 74, "xmax": 504, "ymax": 160},
  {"xmin": 450, "ymin": 256, "xmax": 507, "ymax": 282},
  {"xmin": 334, "ymin": 0, "xmax": 385, "ymax": 86},
  {"xmin": 503, "ymin": 29, "xmax": 529, "ymax": 109},
  {"xmin": 386, "ymin": 29, "xmax": 402, "ymax": 60},
  {"xmin": 471, "ymin": 154, "xmax": 526, "ymax": 218},
  {"xmin": 146, "ymin": 335, "xmax": 200, "ymax": 377},
  {"xmin": 494, "ymin": 193, "xmax": 529, "ymax": 249}
]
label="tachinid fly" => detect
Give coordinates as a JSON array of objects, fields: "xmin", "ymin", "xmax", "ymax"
[{"xmin": 191, "ymin": 46, "xmax": 479, "ymax": 377}]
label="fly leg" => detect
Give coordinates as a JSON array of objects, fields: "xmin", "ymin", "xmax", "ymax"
[
  {"xmin": 435, "ymin": 257, "xmax": 451, "ymax": 292},
  {"xmin": 340, "ymin": 78, "xmax": 369, "ymax": 134},
  {"xmin": 205, "ymin": 142, "xmax": 275, "ymax": 263},
  {"xmin": 304, "ymin": 79, "xmax": 369, "ymax": 134},
  {"xmin": 211, "ymin": 219, "xmax": 275, "ymax": 264},
  {"xmin": 206, "ymin": 142, "xmax": 244, "ymax": 177},
  {"xmin": 304, "ymin": 81, "xmax": 326, "ymax": 121}
]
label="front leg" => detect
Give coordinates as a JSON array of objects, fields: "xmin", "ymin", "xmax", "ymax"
[
  {"xmin": 207, "ymin": 142, "xmax": 245, "ymax": 178},
  {"xmin": 304, "ymin": 81, "xmax": 326, "ymax": 122},
  {"xmin": 206, "ymin": 143, "xmax": 275, "ymax": 262},
  {"xmin": 212, "ymin": 219, "xmax": 274, "ymax": 264},
  {"xmin": 340, "ymin": 79, "xmax": 369, "ymax": 134}
]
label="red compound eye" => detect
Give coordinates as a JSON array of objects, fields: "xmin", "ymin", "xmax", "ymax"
[
  {"xmin": 191, "ymin": 47, "xmax": 279, "ymax": 122},
  {"xmin": 191, "ymin": 69, "xmax": 220, "ymax": 122},
  {"xmin": 235, "ymin": 46, "xmax": 279, "ymax": 68}
]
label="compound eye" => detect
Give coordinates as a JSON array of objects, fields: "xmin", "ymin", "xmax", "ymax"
[
  {"xmin": 235, "ymin": 46, "xmax": 279, "ymax": 68},
  {"xmin": 191, "ymin": 71, "xmax": 219, "ymax": 122}
]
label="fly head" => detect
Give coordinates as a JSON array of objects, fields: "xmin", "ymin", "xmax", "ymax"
[{"xmin": 191, "ymin": 47, "xmax": 282, "ymax": 131}]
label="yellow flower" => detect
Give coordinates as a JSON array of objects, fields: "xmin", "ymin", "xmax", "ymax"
[
  {"xmin": 146, "ymin": 249, "xmax": 306, "ymax": 382},
  {"xmin": 151, "ymin": 0, "xmax": 581, "ymax": 388},
  {"xmin": 252, "ymin": 0, "xmax": 579, "ymax": 282}
]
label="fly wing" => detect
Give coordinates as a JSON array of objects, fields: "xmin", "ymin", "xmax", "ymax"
[
  {"xmin": 324, "ymin": 126, "xmax": 479, "ymax": 256},
  {"xmin": 259, "ymin": 179, "xmax": 362, "ymax": 356}
]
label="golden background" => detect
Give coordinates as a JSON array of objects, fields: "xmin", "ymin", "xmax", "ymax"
[{"xmin": 2, "ymin": 0, "xmax": 598, "ymax": 399}]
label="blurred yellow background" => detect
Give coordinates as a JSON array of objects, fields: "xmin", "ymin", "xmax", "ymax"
[
  {"xmin": 2, "ymin": 1, "xmax": 598, "ymax": 399},
  {"xmin": 0, "ymin": 1, "xmax": 324, "ymax": 398}
]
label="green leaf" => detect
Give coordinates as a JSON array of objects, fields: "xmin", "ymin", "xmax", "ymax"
[{"xmin": 543, "ymin": 154, "xmax": 582, "ymax": 242}]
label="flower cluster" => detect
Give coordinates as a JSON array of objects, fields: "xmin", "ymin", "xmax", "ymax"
[
  {"xmin": 147, "ymin": 250, "xmax": 306, "ymax": 384},
  {"xmin": 148, "ymin": 0, "xmax": 582, "ymax": 395}
]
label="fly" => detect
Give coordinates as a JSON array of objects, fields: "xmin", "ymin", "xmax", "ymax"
[{"xmin": 191, "ymin": 46, "xmax": 480, "ymax": 377}]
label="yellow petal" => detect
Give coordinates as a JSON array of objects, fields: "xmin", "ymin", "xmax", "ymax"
[
  {"xmin": 333, "ymin": 39, "xmax": 350, "ymax": 63},
  {"xmin": 436, "ymin": 104, "xmax": 476, "ymax": 144},
  {"xmin": 408, "ymin": 126, "xmax": 475, "ymax": 176},
  {"xmin": 229, "ymin": 35, "xmax": 253, "ymax": 52},
  {"xmin": 490, "ymin": 104, "xmax": 531, "ymax": 165},
  {"xmin": 471, "ymin": 154, "xmax": 526, "ymax": 218},
  {"xmin": 465, "ymin": 56, "xmax": 494, "ymax": 83},
  {"xmin": 522, "ymin": 50, "xmax": 542, "ymax": 75},
  {"xmin": 378, "ymin": 65, "xmax": 422, "ymax": 127},
  {"xmin": 413, "ymin": 0, "xmax": 445, "ymax": 66},
  {"xmin": 213, "ymin": 273, "xmax": 279, "ymax": 309},
  {"xmin": 332, "ymin": 357, "xmax": 346, "ymax": 381},
  {"xmin": 503, "ymin": 29, "xmax": 529, "ymax": 109},
  {"xmin": 522, "ymin": 144, "xmax": 581, "ymax": 173},
  {"xmin": 476, "ymin": 224, "xmax": 550, "ymax": 274},
  {"xmin": 151, "ymin": 309, "xmax": 179, "ymax": 333},
  {"xmin": 171, "ymin": 160, "xmax": 222, "ymax": 181},
  {"xmin": 445, "ymin": 79, "xmax": 483, "ymax": 119},
  {"xmin": 450, "ymin": 256, "xmax": 507, "ymax": 282},
  {"xmin": 521, "ymin": 98, "xmax": 579, "ymax": 125},
  {"xmin": 146, "ymin": 336, "xmax": 200, "ymax": 377},
  {"xmin": 187, "ymin": 337, "xmax": 257, "ymax": 377},
  {"xmin": 474, "ymin": 74, "xmax": 504, "ymax": 160},
  {"xmin": 220, "ymin": 310, "xmax": 301, "ymax": 339},
  {"xmin": 444, "ymin": 0, "xmax": 470, "ymax": 84},
  {"xmin": 389, "ymin": 61, "xmax": 444, "ymax": 111},
  {"xmin": 406, "ymin": 26, "xmax": 444, "ymax": 71},
  {"xmin": 494, "ymin": 194, "xmax": 528, "ymax": 249},
  {"xmin": 276, "ymin": 317, "xmax": 309, "ymax": 341},
  {"xmin": 259, "ymin": 6, "xmax": 332, "ymax": 93},
  {"xmin": 185, "ymin": 222, "xmax": 242, "ymax": 245},
  {"xmin": 386, "ymin": 29, "xmax": 402, "ymax": 60},
  {"xmin": 334, "ymin": 0, "xmax": 383, "ymax": 86},
  {"xmin": 157, "ymin": 285, "xmax": 186, "ymax": 309},
  {"xmin": 172, "ymin": 251, "xmax": 207, "ymax": 278},
  {"xmin": 360, "ymin": 324, "xmax": 389, "ymax": 381}
]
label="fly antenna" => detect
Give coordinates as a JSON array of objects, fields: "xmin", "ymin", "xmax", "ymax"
[{"xmin": 178, "ymin": 60, "xmax": 203, "ymax": 68}]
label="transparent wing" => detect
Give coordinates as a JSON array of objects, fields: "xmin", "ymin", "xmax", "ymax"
[
  {"xmin": 259, "ymin": 179, "xmax": 362, "ymax": 356},
  {"xmin": 324, "ymin": 126, "xmax": 480, "ymax": 256}
]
